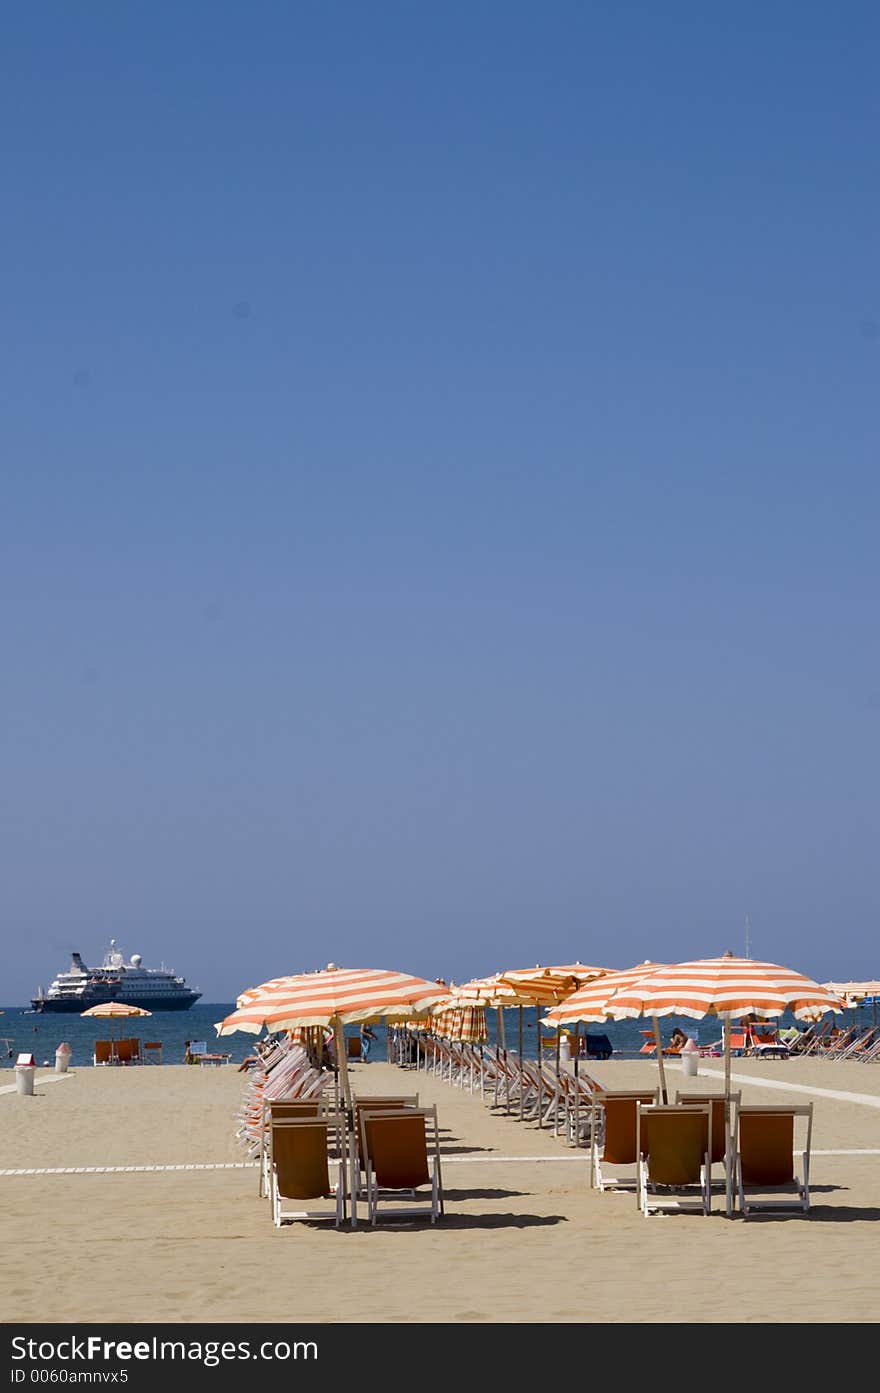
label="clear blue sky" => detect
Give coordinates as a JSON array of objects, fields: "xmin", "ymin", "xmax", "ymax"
[{"xmin": 2, "ymin": 3, "xmax": 877, "ymax": 1003}]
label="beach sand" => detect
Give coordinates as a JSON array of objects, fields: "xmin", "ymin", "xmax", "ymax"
[{"xmin": 2, "ymin": 1055, "xmax": 879, "ymax": 1323}]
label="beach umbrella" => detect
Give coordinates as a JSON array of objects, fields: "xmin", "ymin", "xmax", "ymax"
[
  {"xmin": 607, "ymin": 954, "xmax": 845, "ymax": 1214},
  {"xmin": 822, "ymin": 981, "xmax": 880, "ymax": 1027},
  {"xmin": 430, "ymin": 1003, "xmax": 488, "ymax": 1044},
  {"xmin": 217, "ymin": 964, "xmax": 448, "ymax": 1107},
  {"xmin": 80, "ymin": 1000, "xmax": 152, "ymax": 1045},
  {"xmin": 542, "ymin": 962, "xmax": 670, "ymax": 1097}
]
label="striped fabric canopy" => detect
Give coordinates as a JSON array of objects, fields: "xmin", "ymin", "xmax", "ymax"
[
  {"xmin": 608, "ymin": 955, "xmax": 845, "ymax": 1022},
  {"xmin": 498, "ymin": 964, "xmax": 609, "ymax": 1000},
  {"xmin": 218, "ymin": 966, "xmax": 449, "ymax": 1035},
  {"xmin": 541, "ymin": 963, "xmax": 666, "ymax": 1027},
  {"xmin": 454, "ymin": 967, "xmax": 599, "ymax": 1008},
  {"xmin": 822, "ymin": 980, "xmax": 880, "ymax": 1003},
  {"xmin": 431, "ymin": 1004, "xmax": 488, "ymax": 1043},
  {"xmin": 80, "ymin": 1001, "xmax": 153, "ymax": 1018}
]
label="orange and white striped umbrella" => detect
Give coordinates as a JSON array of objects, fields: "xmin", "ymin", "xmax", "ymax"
[
  {"xmin": 220, "ymin": 965, "xmax": 449, "ymax": 1034},
  {"xmin": 453, "ymin": 969, "xmax": 588, "ymax": 1008},
  {"xmin": 608, "ymin": 956, "xmax": 845, "ymax": 1023},
  {"xmin": 822, "ymin": 980, "xmax": 880, "ymax": 1004},
  {"xmin": 541, "ymin": 962, "xmax": 666, "ymax": 1027},
  {"xmin": 498, "ymin": 964, "xmax": 609, "ymax": 1000},
  {"xmin": 431, "ymin": 1004, "xmax": 488, "ymax": 1044}
]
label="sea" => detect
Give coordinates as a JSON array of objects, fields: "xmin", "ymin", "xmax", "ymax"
[{"xmin": 0, "ymin": 1001, "xmax": 860, "ymax": 1071}]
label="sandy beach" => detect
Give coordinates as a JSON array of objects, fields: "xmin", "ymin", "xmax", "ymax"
[{"xmin": 2, "ymin": 1055, "xmax": 879, "ymax": 1323}]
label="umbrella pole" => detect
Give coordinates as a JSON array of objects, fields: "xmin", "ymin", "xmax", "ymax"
[
  {"xmin": 537, "ymin": 1015, "xmax": 543, "ymax": 1128},
  {"xmin": 573, "ymin": 1021, "xmax": 580, "ymax": 1148},
  {"xmin": 724, "ymin": 1016, "xmax": 733, "ymax": 1217},
  {"xmin": 518, "ymin": 1005, "xmax": 524, "ymax": 1122},
  {"xmin": 333, "ymin": 1016, "xmax": 358, "ymax": 1229},
  {"xmin": 653, "ymin": 1016, "xmax": 668, "ymax": 1103}
]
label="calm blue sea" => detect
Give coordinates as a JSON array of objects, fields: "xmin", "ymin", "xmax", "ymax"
[{"xmin": 0, "ymin": 1002, "xmax": 856, "ymax": 1070}]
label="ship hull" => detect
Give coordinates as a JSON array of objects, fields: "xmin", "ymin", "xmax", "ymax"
[{"xmin": 31, "ymin": 994, "xmax": 201, "ymax": 1013}]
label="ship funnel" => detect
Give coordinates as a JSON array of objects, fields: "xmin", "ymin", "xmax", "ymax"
[{"xmin": 70, "ymin": 952, "xmax": 88, "ymax": 972}]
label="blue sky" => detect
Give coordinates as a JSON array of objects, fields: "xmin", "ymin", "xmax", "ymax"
[{"xmin": 2, "ymin": 3, "xmax": 878, "ymax": 1003}]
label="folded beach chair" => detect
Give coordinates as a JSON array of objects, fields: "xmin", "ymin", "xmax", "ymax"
[
  {"xmin": 259, "ymin": 1098, "xmax": 335, "ymax": 1197},
  {"xmin": 269, "ymin": 1115, "xmax": 348, "ymax": 1228},
  {"xmin": 636, "ymin": 1103, "xmax": 712, "ymax": 1216},
  {"xmin": 675, "ymin": 1090, "xmax": 741, "ymax": 1193},
  {"xmin": 352, "ymin": 1095, "xmax": 420, "ymax": 1195},
  {"xmin": 734, "ymin": 1103, "xmax": 813, "ymax": 1217},
  {"xmin": 93, "ymin": 1040, "xmax": 114, "ymax": 1066},
  {"xmin": 359, "ymin": 1104, "xmax": 444, "ymax": 1225},
  {"xmin": 590, "ymin": 1090, "xmax": 661, "ymax": 1190}
]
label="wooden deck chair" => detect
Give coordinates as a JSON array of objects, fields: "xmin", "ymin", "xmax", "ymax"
[
  {"xmin": 93, "ymin": 1040, "xmax": 113, "ymax": 1066},
  {"xmin": 590, "ymin": 1090, "xmax": 660, "ymax": 1190},
  {"xmin": 674, "ymin": 1091, "xmax": 741, "ymax": 1190},
  {"xmin": 636, "ymin": 1103, "xmax": 712, "ymax": 1215},
  {"xmin": 353, "ymin": 1095, "xmax": 420, "ymax": 1194},
  {"xmin": 359, "ymin": 1104, "xmax": 443, "ymax": 1225},
  {"xmin": 734, "ymin": 1104, "xmax": 813, "ymax": 1217},
  {"xmin": 269, "ymin": 1116, "xmax": 347, "ymax": 1228},
  {"xmin": 143, "ymin": 1042, "xmax": 163, "ymax": 1064},
  {"xmin": 259, "ymin": 1099, "xmax": 329, "ymax": 1197},
  {"xmin": 346, "ymin": 1035, "xmax": 362, "ymax": 1061}
]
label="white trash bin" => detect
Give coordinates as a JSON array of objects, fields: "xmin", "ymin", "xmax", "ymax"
[
  {"xmin": 55, "ymin": 1043, "xmax": 72, "ymax": 1074},
  {"xmin": 681, "ymin": 1041, "xmax": 699, "ymax": 1077},
  {"xmin": 15, "ymin": 1064, "xmax": 36, "ymax": 1096}
]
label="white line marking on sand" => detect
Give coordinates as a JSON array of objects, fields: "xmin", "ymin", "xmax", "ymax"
[
  {"xmin": 1, "ymin": 1149, "xmax": 876, "ymax": 1178},
  {"xmin": 684, "ymin": 1064, "xmax": 880, "ymax": 1109},
  {"xmin": 0, "ymin": 1074, "xmax": 76, "ymax": 1097}
]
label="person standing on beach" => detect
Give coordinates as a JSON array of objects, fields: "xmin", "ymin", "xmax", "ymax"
[{"xmin": 360, "ymin": 1023, "xmax": 377, "ymax": 1062}]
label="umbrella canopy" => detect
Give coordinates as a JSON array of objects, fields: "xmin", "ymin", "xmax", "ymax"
[
  {"xmin": 822, "ymin": 980, "xmax": 880, "ymax": 1003},
  {"xmin": 497, "ymin": 964, "xmax": 609, "ymax": 999},
  {"xmin": 80, "ymin": 1001, "xmax": 152, "ymax": 1018},
  {"xmin": 431, "ymin": 1004, "xmax": 488, "ymax": 1044},
  {"xmin": 542, "ymin": 963, "xmax": 667, "ymax": 1027},
  {"xmin": 226, "ymin": 966, "xmax": 448, "ymax": 1030},
  {"xmin": 609, "ymin": 956, "xmax": 845, "ymax": 1024}
]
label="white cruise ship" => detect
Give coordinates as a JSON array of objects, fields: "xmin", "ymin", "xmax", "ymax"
[{"xmin": 32, "ymin": 940, "xmax": 202, "ymax": 1013}]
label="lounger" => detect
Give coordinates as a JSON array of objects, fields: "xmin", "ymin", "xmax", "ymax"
[
  {"xmin": 346, "ymin": 1036, "xmax": 362, "ymax": 1061},
  {"xmin": 269, "ymin": 1116, "xmax": 347, "ymax": 1228},
  {"xmin": 93, "ymin": 1040, "xmax": 113, "ymax": 1066},
  {"xmin": 259, "ymin": 1098, "xmax": 332, "ymax": 1197},
  {"xmin": 675, "ymin": 1090, "xmax": 742, "ymax": 1193},
  {"xmin": 590, "ymin": 1090, "xmax": 661, "ymax": 1190},
  {"xmin": 636, "ymin": 1103, "xmax": 712, "ymax": 1216},
  {"xmin": 352, "ymin": 1095, "xmax": 420, "ymax": 1198},
  {"xmin": 734, "ymin": 1104, "xmax": 813, "ymax": 1217},
  {"xmin": 359, "ymin": 1104, "xmax": 444, "ymax": 1225}
]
